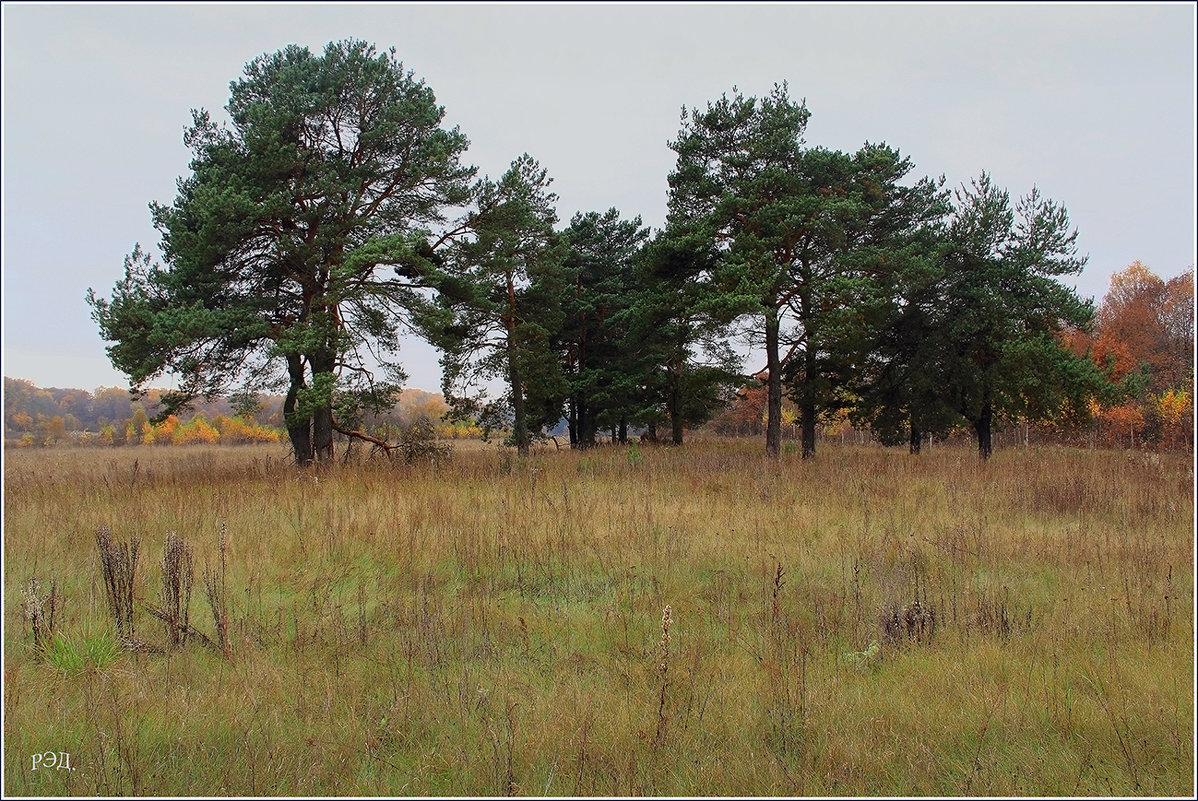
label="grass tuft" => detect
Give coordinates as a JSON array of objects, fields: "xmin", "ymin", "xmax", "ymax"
[{"xmin": 40, "ymin": 632, "xmax": 122, "ymax": 676}]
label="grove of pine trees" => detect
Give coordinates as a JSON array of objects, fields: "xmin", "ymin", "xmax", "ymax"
[{"xmin": 83, "ymin": 40, "xmax": 1194, "ymax": 464}]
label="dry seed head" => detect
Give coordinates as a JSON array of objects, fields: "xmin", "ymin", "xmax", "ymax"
[
  {"xmin": 22, "ymin": 578, "xmax": 43, "ymax": 620},
  {"xmin": 658, "ymin": 605, "xmax": 673, "ymax": 668}
]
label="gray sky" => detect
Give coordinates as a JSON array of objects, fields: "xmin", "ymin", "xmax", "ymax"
[{"xmin": 2, "ymin": 2, "xmax": 1195, "ymax": 394}]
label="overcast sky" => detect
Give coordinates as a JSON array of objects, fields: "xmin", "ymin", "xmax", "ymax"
[{"xmin": 2, "ymin": 2, "xmax": 1194, "ymax": 394}]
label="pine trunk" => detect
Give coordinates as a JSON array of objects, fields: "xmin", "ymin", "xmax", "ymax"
[
  {"xmin": 508, "ymin": 344, "xmax": 528, "ymax": 457},
  {"xmin": 800, "ymin": 343, "xmax": 818, "ymax": 459},
  {"xmin": 310, "ymin": 351, "xmax": 335, "ymax": 463},
  {"xmin": 284, "ymin": 354, "xmax": 313, "ymax": 466},
  {"xmin": 975, "ymin": 399, "xmax": 993, "ymax": 460},
  {"xmin": 765, "ymin": 309, "xmax": 782, "ymax": 458}
]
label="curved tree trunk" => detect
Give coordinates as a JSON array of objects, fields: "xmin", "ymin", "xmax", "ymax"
[
  {"xmin": 284, "ymin": 353, "xmax": 313, "ymax": 466},
  {"xmin": 313, "ymin": 404, "xmax": 334, "ymax": 463}
]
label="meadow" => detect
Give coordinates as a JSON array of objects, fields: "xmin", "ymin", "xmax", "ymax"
[{"xmin": 3, "ymin": 438, "xmax": 1193, "ymax": 796}]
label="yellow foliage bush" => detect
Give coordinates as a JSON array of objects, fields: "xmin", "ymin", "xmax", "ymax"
[
  {"xmin": 173, "ymin": 416, "xmax": 220, "ymax": 445},
  {"xmin": 215, "ymin": 415, "xmax": 282, "ymax": 444}
]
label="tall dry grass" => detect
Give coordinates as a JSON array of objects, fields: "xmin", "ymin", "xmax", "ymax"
[{"xmin": 3, "ymin": 439, "xmax": 1193, "ymax": 796}]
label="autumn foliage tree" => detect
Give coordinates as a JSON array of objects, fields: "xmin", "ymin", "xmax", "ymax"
[
  {"xmin": 1073, "ymin": 262, "xmax": 1195, "ymax": 448},
  {"xmin": 1088, "ymin": 262, "xmax": 1194, "ymax": 391}
]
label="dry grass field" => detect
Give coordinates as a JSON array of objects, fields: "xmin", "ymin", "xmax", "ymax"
[{"xmin": 3, "ymin": 438, "xmax": 1193, "ymax": 796}]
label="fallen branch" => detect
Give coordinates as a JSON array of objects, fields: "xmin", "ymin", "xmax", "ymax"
[
  {"xmin": 332, "ymin": 422, "xmax": 398, "ymax": 458},
  {"xmin": 142, "ymin": 603, "xmax": 222, "ymax": 652}
]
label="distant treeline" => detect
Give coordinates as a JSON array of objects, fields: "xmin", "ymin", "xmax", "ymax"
[{"xmin": 2, "ymin": 379, "xmax": 470, "ymax": 447}]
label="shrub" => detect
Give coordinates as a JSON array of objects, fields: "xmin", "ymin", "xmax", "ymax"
[{"xmin": 399, "ymin": 416, "xmax": 451, "ymax": 464}]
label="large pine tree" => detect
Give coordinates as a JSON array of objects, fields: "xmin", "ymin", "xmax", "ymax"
[{"xmin": 88, "ymin": 40, "xmax": 475, "ymax": 465}]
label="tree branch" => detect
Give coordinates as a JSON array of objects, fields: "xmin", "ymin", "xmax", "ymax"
[{"xmin": 332, "ymin": 420, "xmax": 398, "ymax": 458}]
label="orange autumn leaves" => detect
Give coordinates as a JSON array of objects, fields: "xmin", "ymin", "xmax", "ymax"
[{"xmin": 1070, "ymin": 261, "xmax": 1194, "ymax": 449}]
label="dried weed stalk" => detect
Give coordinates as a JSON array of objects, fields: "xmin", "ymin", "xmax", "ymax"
[
  {"xmin": 95, "ymin": 526, "xmax": 141, "ymax": 645},
  {"xmin": 22, "ymin": 577, "xmax": 61, "ymax": 650},
  {"xmin": 653, "ymin": 604, "xmax": 673, "ymax": 749},
  {"xmin": 203, "ymin": 522, "xmax": 232, "ymax": 659},
  {"xmin": 158, "ymin": 532, "xmax": 194, "ymax": 647},
  {"xmin": 880, "ymin": 599, "xmax": 937, "ymax": 646}
]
